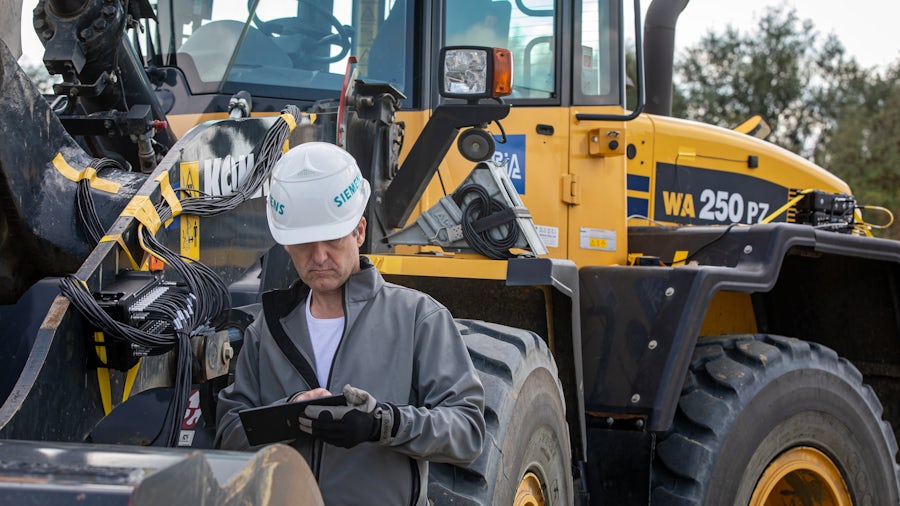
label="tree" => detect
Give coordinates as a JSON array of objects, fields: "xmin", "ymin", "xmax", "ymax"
[
  {"xmin": 817, "ymin": 63, "xmax": 900, "ymax": 239},
  {"xmin": 672, "ymin": 7, "xmax": 868, "ymax": 158},
  {"xmin": 673, "ymin": 6, "xmax": 900, "ymax": 239}
]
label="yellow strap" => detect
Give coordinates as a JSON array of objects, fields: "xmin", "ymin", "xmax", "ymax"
[
  {"xmin": 280, "ymin": 112, "xmax": 297, "ymax": 131},
  {"xmin": 100, "ymin": 233, "xmax": 141, "ymax": 270},
  {"xmin": 761, "ymin": 190, "xmax": 812, "ymax": 224},
  {"xmin": 281, "ymin": 112, "xmax": 298, "ymax": 153},
  {"xmin": 123, "ymin": 359, "xmax": 140, "ymax": 402},
  {"xmin": 94, "ymin": 332, "xmax": 113, "ymax": 416},
  {"xmin": 155, "ymin": 171, "xmax": 182, "ymax": 222},
  {"xmin": 97, "ymin": 368, "xmax": 112, "ymax": 415},
  {"xmin": 53, "ymin": 153, "xmax": 121, "ymax": 194},
  {"xmin": 121, "ymin": 195, "xmax": 163, "ymax": 235}
]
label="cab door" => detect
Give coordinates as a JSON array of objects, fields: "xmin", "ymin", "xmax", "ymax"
[
  {"xmin": 440, "ymin": 0, "xmax": 571, "ymax": 260},
  {"xmin": 565, "ymin": 0, "xmax": 653, "ymax": 267}
]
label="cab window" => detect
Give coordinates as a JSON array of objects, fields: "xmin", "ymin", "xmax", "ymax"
[
  {"xmin": 444, "ymin": 0, "xmax": 556, "ymax": 100},
  {"xmin": 151, "ymin": 0, "xmax": 413, "ymax": 101},
  {"xmin": 575, "ymin": 0, "xmax": 622, "ymax": 106}
]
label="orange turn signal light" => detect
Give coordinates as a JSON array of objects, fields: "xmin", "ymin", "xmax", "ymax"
[{"xmin": 491, "ymin": 48, "xmax": 512, "ymax": 98}]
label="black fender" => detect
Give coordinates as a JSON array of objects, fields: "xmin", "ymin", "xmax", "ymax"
[{"xmin": 581, "ymin": 222, "xmax": 900, "ymax": 432}]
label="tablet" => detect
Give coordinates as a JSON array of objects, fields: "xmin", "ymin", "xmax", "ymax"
[{"xmin": 239, "ymin": 394, "xmax": 346, "ymax": 446}]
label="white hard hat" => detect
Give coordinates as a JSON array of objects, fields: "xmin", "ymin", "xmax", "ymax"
[{"xmin": 266, "ymin": 142, "xmax": 371, "ymax": 245}]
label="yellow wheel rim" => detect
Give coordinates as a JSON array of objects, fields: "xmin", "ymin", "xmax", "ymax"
[
  {"xmin": 749, "ymin": 447, "xmax": 852, "ymax": 506},
  {"xmin": 514, "ymin": 472, "xmax": 545, "ymax": 506}
]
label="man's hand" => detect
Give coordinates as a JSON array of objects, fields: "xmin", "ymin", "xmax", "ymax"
[
  {"xmin": 290, "ymin": 388, "xmax": 332, "ymax": 403},
  {"xmin": 298, "ymin": 384, "xmax": 392, "ymax": 448}
]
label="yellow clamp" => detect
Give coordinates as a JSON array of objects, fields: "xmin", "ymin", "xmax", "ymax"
[
  {"xmin": 280, "ymin": 112, "xmax": 298, "ymax": 132},
  {"xmin": 121, "ymin": 195, "xmax": 162, "ymax": 235},
  {"xmin": 53, "ymin": 153, "xmax": 121, "ymax": 194},
  {"xmin": 121, "ymin": 170, "xmax": 183, "ymax": 234},
  {"xmin": 280, "ymin": 111, "xmax": 302, "ymax": 153}
]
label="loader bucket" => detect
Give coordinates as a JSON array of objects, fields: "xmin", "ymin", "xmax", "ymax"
[{"xmin": 0, "ymin": 440, "xmax": 324, "ymax": 505}]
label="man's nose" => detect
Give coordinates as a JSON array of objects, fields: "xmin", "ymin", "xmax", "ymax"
[{"xmin": 309, "ymin": 242, "xmax": 330, "ymax": 262}]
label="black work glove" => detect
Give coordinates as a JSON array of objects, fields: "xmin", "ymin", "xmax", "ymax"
[{"xmin": 298, "ymin": 384, "xmax": 393, "ymax": 449}]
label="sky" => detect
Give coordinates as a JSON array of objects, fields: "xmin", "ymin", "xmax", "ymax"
[
  {"xmin": 15, "ymin": 0, "xmax": 900, "ymax": 71},
  {"xmin": 669, "ymin": 0, "xmax": 900, "ymax": 71}
]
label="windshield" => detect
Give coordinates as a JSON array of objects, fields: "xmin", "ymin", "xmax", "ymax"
[{"xmin": 152, "ymin": 0, "xmax": 411, "ymax": 100}]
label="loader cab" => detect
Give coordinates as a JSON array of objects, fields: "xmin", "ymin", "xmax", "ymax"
[
  {"xmin": 142, "ymin": 0, "xmax": 642, "ymax": 266},
  {"xmin": 147, "ymin": 0, "xmax": 418, "ymax": 132},
  {"xmin": 143, "ymin": 1, "xmax": 635, "ymax": 124}
]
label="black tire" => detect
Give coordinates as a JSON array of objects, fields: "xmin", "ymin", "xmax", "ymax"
[
  {"xmin": 429, "ymin": 319, "xmax": 573, "ymax": 505},
  {"xmin": 651, "ymin": 334, "xmax": 900, "ymax": 505}
]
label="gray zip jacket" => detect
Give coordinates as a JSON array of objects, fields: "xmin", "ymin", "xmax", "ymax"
[{"xmin": 216, "ymin": 258, "xmax": 485, "ymax": 505}]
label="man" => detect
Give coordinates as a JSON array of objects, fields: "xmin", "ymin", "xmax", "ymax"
[{"xmin": 216, "ymin": 142, "xmax": 485, "ymax": 505}]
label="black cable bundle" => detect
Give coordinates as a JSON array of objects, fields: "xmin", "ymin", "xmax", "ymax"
[
  {"xmin": 453, "ymin": 184, "xmax": 519, "ymax": 260},
  {"xmin": 60, "ymin": 275, "xmax": 181, "ymax": 349},
  {"xmin": 60, "ymin": 275, "xmax": 191, "ymax": 447},
  {"xmin": 76, "ymin": 158, "xmax": 125, "ymax": 243},
  {"xmin": 77, "ymin": 180, "xmax": 104, "ymax": 244},
  {"xmin": 140, "ymin": 230, "xmax": 230, "ymax": 329},
  {"xmin": 175, "ymin": 104, "xmax": 302, "ymax": 218},
  {"xmin": 61, "ymin": 106, "xmax": 301, "ymax": 446},
  {"xmin": 165, "ymin": 329, "xmax": 192, "ymax": 446}
]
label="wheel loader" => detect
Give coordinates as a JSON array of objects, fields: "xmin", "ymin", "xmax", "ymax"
[{"xmin": 0, "ymin": 0, "xmax": 899, "ymax": 504}]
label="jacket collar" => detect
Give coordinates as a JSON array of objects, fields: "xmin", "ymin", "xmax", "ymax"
[
  {"xmin": 260, "ymin": 256, "xmax": 381, "ymax": 389},
  {"xmin": 345, "ymin": 256, "xmax": 382, "ymax": 304},
  {"xmin": 262, "ymin": 255, "xmax": 381, "ymax": 319}
]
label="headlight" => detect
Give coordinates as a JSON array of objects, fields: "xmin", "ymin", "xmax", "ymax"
[{"xmin": 439, "ymin": 46, "xmax": 512, "ymax": 100}]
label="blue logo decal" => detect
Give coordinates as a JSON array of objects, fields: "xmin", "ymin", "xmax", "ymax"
[
  {"xmin": 492, "ymin": 134, "xmax": 525, "ymax": 194},
  {"xmin": 333, "ymin": 174, "xmax": 362, "ymax": 208}
]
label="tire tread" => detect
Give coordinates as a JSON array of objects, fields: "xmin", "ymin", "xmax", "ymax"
[
  {"xmin": 651, "ymin": 334, "xmax": 900, "ymax": 505},
  {"xmin": 431, "ymin": 319, "xmax": 566, "ymax": 504}
]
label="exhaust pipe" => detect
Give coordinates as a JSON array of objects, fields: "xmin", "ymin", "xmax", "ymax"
[{"xmin": 644, "ymin": 0, "xmax": 689, "ymax": 116}]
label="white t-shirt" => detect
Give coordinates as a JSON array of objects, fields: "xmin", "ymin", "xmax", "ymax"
[{"xmin": 305, "ymin": 295, "xmax": 345, "ymax": 388}]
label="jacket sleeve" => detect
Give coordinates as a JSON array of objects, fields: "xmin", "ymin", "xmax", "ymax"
[
  {"xmin": 383, "ymin": 307, "xmax": 486, "ymax": 465},
  {"xmin": 214, "ymin": 320, "xmax": 294, "ymax": 450}
]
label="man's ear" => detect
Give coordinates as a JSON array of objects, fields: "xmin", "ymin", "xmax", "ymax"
[{"xmin": 355, "ymin": 217, "xmax": 367, "ymax": 247}]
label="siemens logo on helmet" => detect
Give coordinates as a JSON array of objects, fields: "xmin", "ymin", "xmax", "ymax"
[
  {"xmin": 269, "ymin": 194, "xmax": 285, "ymax": 215},
  {"xmin": 333, "ymin": 174, "xmax": 362, "ymax": 207}
]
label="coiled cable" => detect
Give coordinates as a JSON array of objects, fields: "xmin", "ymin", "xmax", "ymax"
[{"xmin": 453, "ymin": 184, "xmax": 519, "ymax": 260}]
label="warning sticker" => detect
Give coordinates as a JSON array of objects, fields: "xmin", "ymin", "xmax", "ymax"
[
  {"xmin": 580, "ymin": 228, "xmax": 616, "ymax": 251},
  {"xmin": 178, "ymin": 430, "xmax": 195, "ymax": 447},
  {"xmin": 535, "ymin": 225, "xmax": 559, "ymax": 248}
]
